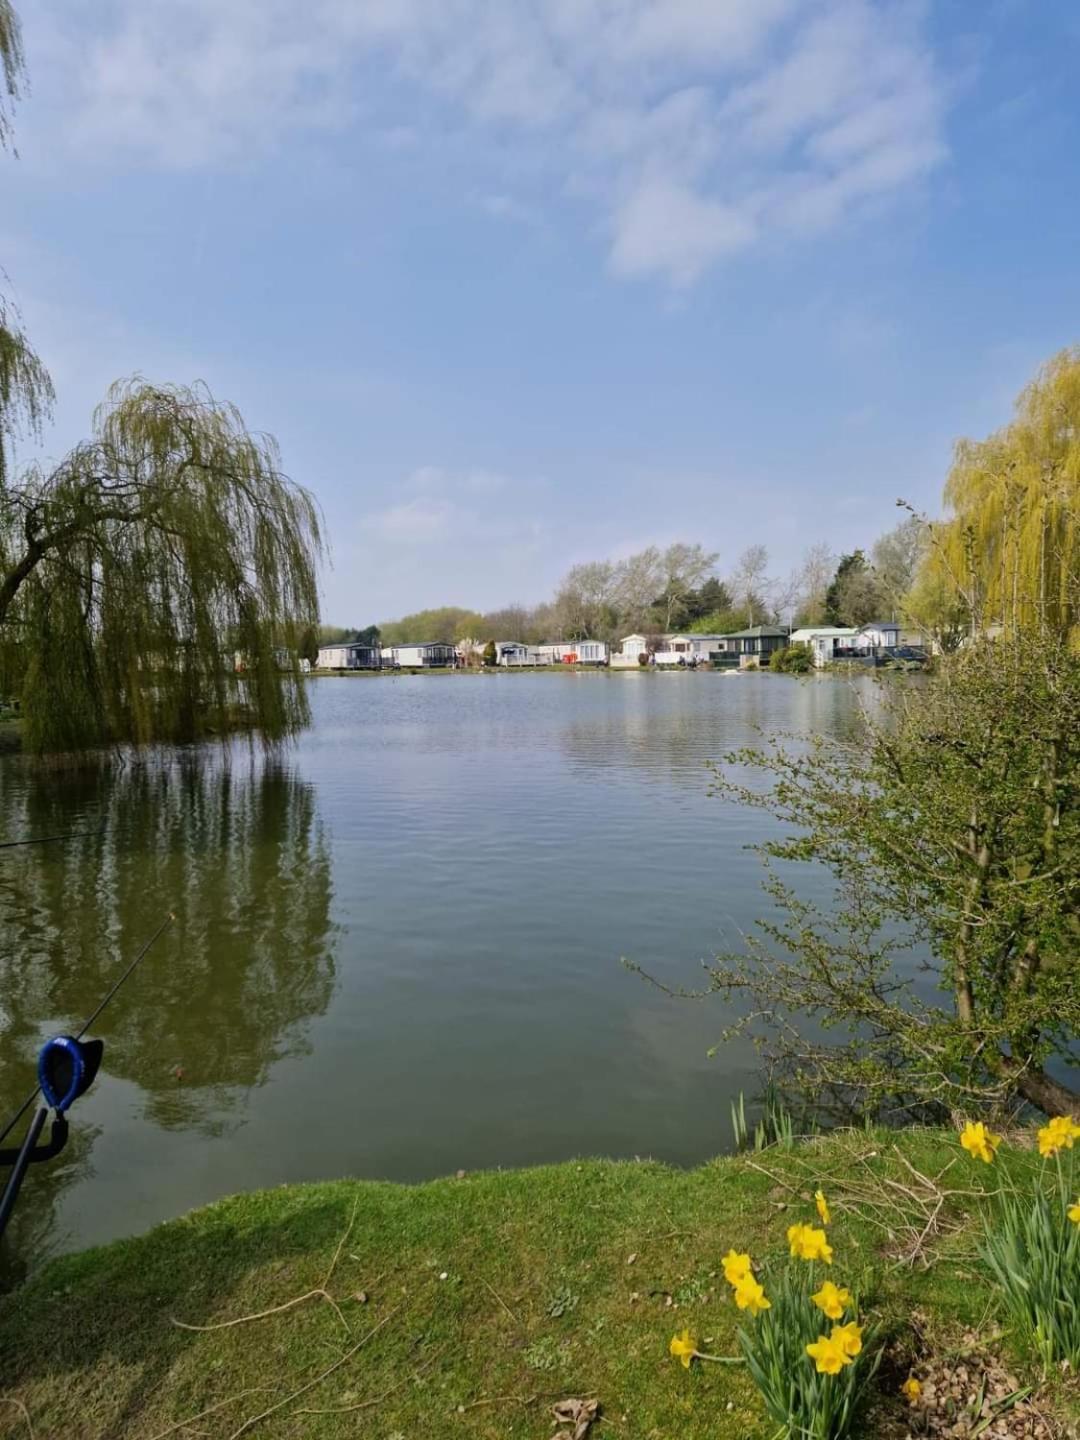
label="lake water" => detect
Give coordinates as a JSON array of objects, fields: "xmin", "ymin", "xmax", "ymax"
[{"xmin": 0, "ymin": 671, "xmax": 868, "ymax": 1277}]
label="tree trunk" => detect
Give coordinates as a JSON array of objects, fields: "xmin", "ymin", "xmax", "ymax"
[
  {"xmin": 0, "ymin": 544, "xmax": 41, "ymax": 627},
  {"xmin": 1012, "ymin": 1065, "xmax": 1080, "ymax": 1120}
]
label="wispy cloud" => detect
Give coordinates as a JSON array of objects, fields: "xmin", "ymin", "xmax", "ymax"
[
  {"xmin": 27, "ymin": 0, "xmax": 950, "ymax": 285},
  {"xmin": 372, "ymin": 466, "xmax": 535, "ymax": 546}
]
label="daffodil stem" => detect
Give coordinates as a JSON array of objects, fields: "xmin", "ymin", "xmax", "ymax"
[{"xmin": 693, "ymin": 1351, "xmax": 746, "ymax": 1365}]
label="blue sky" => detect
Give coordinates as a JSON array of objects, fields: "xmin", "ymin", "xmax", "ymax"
[{"xmin": 6, "ymin": 0, "xmax": 1080, "ymax": 624}]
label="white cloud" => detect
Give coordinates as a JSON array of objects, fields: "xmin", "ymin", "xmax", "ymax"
[
  {"xmin": 328, "ymin": 462, "xmax": 553, "ymax": 616},
  {"xmin": 25, "ymin": 0, "xmax": 951, "ymax": 285},
  {"xmin": 610, "ymin": 176, "xmax": 757, "ymax": 285},
  {"xmin": 372, "ymin": 466, "xmax": 529, "ymax": 546}
]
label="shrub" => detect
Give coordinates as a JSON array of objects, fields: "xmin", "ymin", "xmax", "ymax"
[{"xmin": 770, "ymin": 644, "xmax": 813, "ymax": 673}]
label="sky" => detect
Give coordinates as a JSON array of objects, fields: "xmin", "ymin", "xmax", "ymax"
[{"xmin": 5, "ymin": 0, "xmax": 1080, "ymax": 625}]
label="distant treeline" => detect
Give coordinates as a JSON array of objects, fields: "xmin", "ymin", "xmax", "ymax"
[{"xmin": 325, "ymin": 523, "xmax": 927, "ymax": 649}]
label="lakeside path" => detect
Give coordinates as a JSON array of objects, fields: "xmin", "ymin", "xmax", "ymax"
[{"xmin": 1, "ymin": 1130, "xmax": 1075, "ymax": 1437}]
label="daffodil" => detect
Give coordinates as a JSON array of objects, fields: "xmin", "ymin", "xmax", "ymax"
[
  {"xmin": 902, "ymin": 1376, "xmax": 922, "ymax": 1403},
  {"xmin": 787, "ymin": 1222, "xmax": 810, "ymax": 1257},
  {"xmin": 732, "ymin": 1273, "xmax": 771, "ymax": 1315},
  {"xmin": 669, "ymin": 1329, "xmax": 697, "ymax": 1369},
  {"xmin": 815, "ymin": 1189, "xmax": 831, "ymax": 1225},
  {"xmin": 1068, "ymin": 1198, "xmax": 1080, "ymax": 1225},
  {"xmin": 811, "ymin": 1280, "xmax": 852, "ymax": 1320},
  {"xmin": 1037, "ymin": 1115, "xmax": 1080, "ymax": 1159},
  {"xmin": 806, "ymin": 1333, "xmax": 851, "ymax": 1375},
  {"xmin": 959, "ymin": 1120, "xmax": 1001, "ymax": 1164},
  {"xmin": 721, "ymin": 1249, "xmax": 752, "ymax": 1285},
  {"xmin": 789, "ymin": 1223, "xmax": 833, "ymax": 1264},
  {"xmin": 831, "ymin": 1321, "xmax": 863, "ymax": 1359}
]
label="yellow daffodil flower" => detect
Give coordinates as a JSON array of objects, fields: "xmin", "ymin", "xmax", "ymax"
[
  {"xmin": 806, "ymin": 1334, "xmax": 850, "ymax": 1375},
  {"xmin": 1037, "ymin": 1115, "xmax": 1080, "ymax": 1159},
  {"xmin": 787, "ymin": 1222, "xmax": 832, "ymax": 1261},
  {"xmin": 959, "ymin": 1120, "xmax": 1001, "ymax": 1164},
  {"xmin": 800, "ymin": 1226, "xmax": 835, "ymax": 1261},
  {"xmin": 732, "ymin": 1273, "xmax": 771, "ymax": 1314},
  {"xmin": 811, "ymin": 1280, "xmax": 852, "ymax": 1320},
  {"xmin": 722, "ymin": 1249, "xmax": 752, "ymax": 1285},
  {"xmin": 902, "ymin": 1376, "xmax": 922, "ymax": 1403},
  {"xmin": 831, "ymin": 1321, "xmax": 863, "ymax": 1359},
  {"xmin": 815, "ymin": 1189, "xmax": 831, "ymax": 1225},
  {"xmin": 1068, "ymin": 1198, "xmax": 1080, "ymax": 1225},
  {"xmin": 669, "ymin": 1329, "xmax": 697, "ymax": 1369}
]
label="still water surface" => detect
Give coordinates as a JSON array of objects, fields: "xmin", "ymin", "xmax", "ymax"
[{"xmin": 0, "ymin": 672, "xmax": 867, "ymax": 1274}]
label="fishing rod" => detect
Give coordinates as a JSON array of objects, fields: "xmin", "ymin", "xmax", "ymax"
[
  {"xmin": 0, "ymin": 912, "xmax": 175, "ymax": 1242},
  {"xmin": 0, "ymin": 827, "xmax": 107, "ymax": 851}
]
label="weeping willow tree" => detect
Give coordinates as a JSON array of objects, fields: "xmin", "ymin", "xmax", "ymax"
[
  {"xmin": 0, "ymin": 375, "xmax": 323, "ymax": 755},
  {"xmin": 910, "ymin": 348, "xmax": 1080, "ymax": 645},
  {"xmin": 0, "ymin": 0, "xmax": 321, "ymax": 754}
]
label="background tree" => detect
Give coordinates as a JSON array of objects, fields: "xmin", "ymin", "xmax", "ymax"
[
  {"xmin": 870, "ymin": 515, "xmax": 924, "ymax": 613},
  {"xmin": 0, "ymin": 379, "xmax": 322, "ymax": 754},
  {"xmin": 654, "ymin": 543, "xmax": 719, "ymax": 631},
  {"xmin": 298, "ymin": 624, "xmax": 320, "ymax": 666},
  {"xmin": 553, "ymin": 560, "xmax": 618, "ymax": 640},
  {"xmin": 703, "ymin": 636, "xmax": 1079, "ymax": 1121},
  {"xmin": 913, "ymin": 348, "xmax": 1080, "ymax": 644},
  {"xmin": 824, "ymin": 550, "xmax": 882, "ymax": 626},
  {"xmin": 611, "ymin": 546, "xmax": 662, "ymax": 633},
  {"xmin": 792, "ymin": 542, "xmax": 835, "ymax": 626},
  {"xmin": 378, "ymin": 607, "xmax": 482, "ymax": 646},
  {"xmin": 476, "ymin": 604, "xmax": 531, "ymax": 643},
  {"xmin": 729, "ymin": 545, "xmax": 770, "ymax": 626},
  {"xmin": 683, "ymin": 576, "xmax": 732, "ymax": 622}
]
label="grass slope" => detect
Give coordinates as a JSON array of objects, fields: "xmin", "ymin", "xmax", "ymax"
[{"xmin": 0, "ymin": 1131, "xmax": 1076, "ymax": 1438}]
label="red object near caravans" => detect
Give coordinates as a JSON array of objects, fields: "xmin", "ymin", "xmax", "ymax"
[{"xmin": 563, "ymin": 653, "xmax": 577, "ymax": 664}]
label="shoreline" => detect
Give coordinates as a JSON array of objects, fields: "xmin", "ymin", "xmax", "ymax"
[{"xmin": 1, "ymin": 1129, "xmax": 1072, "ymax": 1437}]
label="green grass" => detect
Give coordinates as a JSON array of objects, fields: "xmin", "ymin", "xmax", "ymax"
[{"xmin": 0, "ymin": 1131, "xmax": 1076, "ymax": 1438}]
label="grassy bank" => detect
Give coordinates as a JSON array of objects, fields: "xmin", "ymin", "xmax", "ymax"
[{"xmin": 1, "ymin": 1130, "xmax": 1075, "ymax": 1438}]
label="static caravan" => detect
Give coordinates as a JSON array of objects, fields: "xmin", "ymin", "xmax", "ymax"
[
  {"xmin": 787, "ymin": 627, "xmax": 859, "ymax": 667},
  {"xmin": 316, "ymin": 643, "xmax": 381, "ymax": 670},
  {"xmin": 654, "ymin": 634, "xmax": 731, "ymax": 665},
  {"xmin": 854, "ymin": 621, "xmax": 902, "ymax": 650},
  {"xmin": 535, "ymin": 641, "xmax": 609, "ymax": 666},
  {"xmin": 382, "ymin": 643, "xmax": 457, "ymax": 668},
  {"xmin": 496, "ymin": 642, "xmax": 541, "ymax": 666},
  {"xmin": 717, "ymin": 626, "xmax": 790, "ymax": 664}
]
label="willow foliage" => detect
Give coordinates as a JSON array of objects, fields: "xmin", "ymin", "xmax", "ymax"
[
  {"xmin": 0, "ymin": 0, "xmax": 22, "ymax": 149},
  {"xmin": 0, "ymin": 378, "xmax": 322, "ymax": 755},
  {"xmin": 0, "ymin": 301, "xmax": 54, "ymax": 487},
  {"xmin": 912, "ymin": 348, "xmax": 1080, "ymax": 644}
]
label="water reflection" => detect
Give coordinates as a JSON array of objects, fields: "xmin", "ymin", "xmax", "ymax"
[{"xmin": 0, "ymin": 758, "xmax": 334, "ymax": 1274}]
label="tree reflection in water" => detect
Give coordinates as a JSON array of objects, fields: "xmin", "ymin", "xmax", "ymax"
[{"xmin": 0, "ymin": 756, "xmax": 334, "ymax": 1278}]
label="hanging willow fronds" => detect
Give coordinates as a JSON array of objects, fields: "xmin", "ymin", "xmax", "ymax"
[
  {"xmin": 0, "ymin": 378, "xmax": 323, "ymax": 755},
  {"xmin": 913, "ymin": 348, "xmax": 1080, "ymax": 645},
  {"xmin": 0, "ymin": 0, "xmax": 24, "ymax": 150},
  {"xmin": 0, "ymin": 300, "xmax": 54, "ymax": 486}
]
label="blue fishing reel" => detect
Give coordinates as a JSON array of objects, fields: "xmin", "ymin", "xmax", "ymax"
[{"xmin": 0, "ymin": 1036, "xmax": 104, "ymax": 1240}]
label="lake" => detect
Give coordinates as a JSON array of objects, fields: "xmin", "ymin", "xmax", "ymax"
[{"xmin": 0, "ymin": 671, "xmax": 868, "ymax": 1277}]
